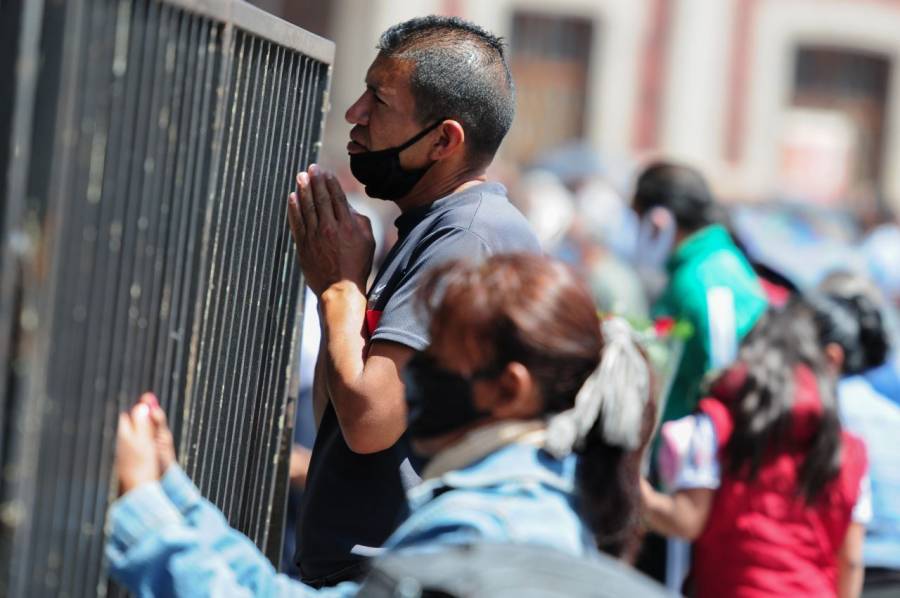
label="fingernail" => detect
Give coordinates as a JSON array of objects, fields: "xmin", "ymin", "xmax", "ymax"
[
  {"xmin": 309, "ymin": 163, "xmax": 319, "ymax": 176},
  {"xmin": 299, "ymin": 172, "xmax": 309, "ymax": 185},
  {"xmin": 143, "ymin": 393, "xmax": 159, "ymax": 408},
  {"xmin": 135, "ymin": 404, "xmax": 149, "ymax": 418},
  {"xmin": 288, "ymin": 192, "xmax": 296, "ymax": 203}
]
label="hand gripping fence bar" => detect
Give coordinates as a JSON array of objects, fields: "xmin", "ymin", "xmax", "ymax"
[{"xmin": 0, "ymin": 1, "xmax": 334, "ymax": 595}]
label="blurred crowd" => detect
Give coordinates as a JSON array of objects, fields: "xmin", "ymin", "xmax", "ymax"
[{"xmin": 275, "ymin": 145, "xmax": 900, "ymax": 596}]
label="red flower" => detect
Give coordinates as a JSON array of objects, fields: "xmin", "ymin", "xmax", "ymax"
[{"xmin": 654, "ymin": 317, "xmax": 675, "ymax": 336}]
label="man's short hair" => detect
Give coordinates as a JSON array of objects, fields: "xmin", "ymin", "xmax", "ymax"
[
  {"xmin": 632, "ymin": 161, "xmax": 722, "ymax": 231},
  {"xmin": 377, "ymin": 16, "xmax": 515, "ymax": 166}
]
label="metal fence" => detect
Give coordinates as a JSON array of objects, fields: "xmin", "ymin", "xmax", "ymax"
[{"xmin": 0, "ymin": 1, "xmax": 333, "ymax": 595}]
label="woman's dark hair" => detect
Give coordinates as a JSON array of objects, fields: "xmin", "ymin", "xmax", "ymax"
[
  {"xmin": 723, "ymin": 297, "xmax": 842, "ymax": 502},
  {"xmin": 815, "ymin": 271, "xmax": 890, "ymax": 375},
  {"xmin": 632, "ymin": 161, "xmax": 722, "ymax": 232},
  {"xmin": 420, "ymin": 254, "xmax": 655, "ymax": 558}
]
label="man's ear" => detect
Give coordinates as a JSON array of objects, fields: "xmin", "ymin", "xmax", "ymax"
[
  {"xmin": 428, "ymin": 119, "xmax": 465, "ymax": 160},
  {"xmin": 489, "ymin": 362, "xmax": 542, "ymax": 419}
]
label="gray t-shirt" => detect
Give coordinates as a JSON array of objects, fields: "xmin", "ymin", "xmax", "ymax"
[{"xmin": 296, "ymin": 182, "xmax": 540, "ymax": 585}]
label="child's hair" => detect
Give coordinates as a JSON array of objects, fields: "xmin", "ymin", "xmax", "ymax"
[
  {"xmin": 421, "ymin": 253, "xmax": 655, "ymax": 557},
  {"xmin": 815, "ymin": 271, "xmax": 890, "ymax": 375},
  {"xmin": 723, "ymin": 297, "xmax": 842, "ymax": 502}
]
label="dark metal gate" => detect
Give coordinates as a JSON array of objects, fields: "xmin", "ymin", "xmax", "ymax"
[{"xmin": 0, "ymin": 1, "xmax": 333, "ymax": 595}]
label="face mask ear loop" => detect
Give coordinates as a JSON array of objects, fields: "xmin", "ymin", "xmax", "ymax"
[{"xmin": 395, "ymin": 118, "xmax": 446, "ymax": 152}]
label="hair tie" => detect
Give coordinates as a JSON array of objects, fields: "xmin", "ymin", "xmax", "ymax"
[{"xmin": 544, "ymin": 317, "xmax": 651, "ymax": 458}]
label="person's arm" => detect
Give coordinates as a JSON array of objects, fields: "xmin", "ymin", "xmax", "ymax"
[
  {"xmin": 288, "ymin": 166, "xmax": 485, "ymax": 454},
  {"xmin": 107, "ymin": 477, "xmax": 358, "ymax": 598},
  {"xmin": 641, "ymin": 480, "xmax": 714, "ymax": 540},
  {"xmin": 289, "ymin": 166, "xmax": 412, "ymax": 453},
  {"xmin": 316, "ymin": 278, "xmax": 413, "ymax": 453},
  {"xmin": 642, "ymin": 412, "xmax": 719, "ymax": 540},
  {"xmin": 837, "ymin": 522, "xmax": 865, "ymax": 598},
  {"xmin": 109, "ymin": 399, "xmax": 357, "ymax": 597}
]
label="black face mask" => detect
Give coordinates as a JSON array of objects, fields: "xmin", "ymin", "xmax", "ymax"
[
  {"xmin": 403, "ymin": 352, "xmax": 502, "ymax": 440},
  {"xmin": 349, "ymin": 120, "xmax": 443, "ymax": 200}
]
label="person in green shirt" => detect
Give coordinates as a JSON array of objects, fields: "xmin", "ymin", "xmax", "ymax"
[
  {"xmin": 631, "ymin": 161, "xmax": 769, "ymax": 589},
  {"xmin": 632, "ymin": 162, "xmax": 768, "ymax": 429}
]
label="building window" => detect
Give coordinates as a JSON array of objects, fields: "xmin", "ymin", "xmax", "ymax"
[
  {"xmin": 780, "ymin": 46, "xmax": 891, "ymax": 205},
  {"xmin": 505, "ymin": 11, "xmax": 594, "ymax": 163}
]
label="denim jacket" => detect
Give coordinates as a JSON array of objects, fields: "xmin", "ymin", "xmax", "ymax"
[{"xmin": 106, "ymin": 442, "xmax": 596, "ymax": 597}]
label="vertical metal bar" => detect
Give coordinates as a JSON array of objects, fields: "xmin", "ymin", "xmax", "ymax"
[
  {"xmin": 201, "ymin": 32, "xmax": 261, "ymax": 510},
  {"xmin": 220, "ymin": 39, "xmax": 280, "ymax": 523},
  {"xmin": 243, "ymin": 51, "xmax": 305, "ymax": 542},
  {"xmin": 266, "ymin": 58, "xmax": 332, "ymax": 559},
  {"xmin": 231, "ymin": 42, "xmax": 289, "ymax": 533},
  {"xmin": 23, "ymin": 0, "xmax": 96, "ymax": 592},
  {"xmin": 152, "ymin": 9, "xmax": 194, "ymax": 407},
  {"xmin": 172, "ymin": 18, "xmax": 221, "ymax": 451},
  {"xmin": 212, "ymin": 34, "xmax": 270, "ymax": 520},
  {"xmin": 252, "ymin": 54, "xmax": 316, "ymax": 545},
  {"xmin": 139, "ymin": 5, "xmax": 183, "ymax": 395},
  {"xmin": 59, "ymin": 0, "xmax": 118, "ymax": 592},
  {"xmin": 182, "ymin": 24, "xmax": 241, "ymax": 486}
]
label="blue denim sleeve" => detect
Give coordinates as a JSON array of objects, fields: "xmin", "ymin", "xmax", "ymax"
[
  {"xmin": 105, "ymin": 470, "xmax": 359, "ymax": 598},
  {"xmin": 385, "ymin": 492, "xmax": 508, "ymax": 553}
]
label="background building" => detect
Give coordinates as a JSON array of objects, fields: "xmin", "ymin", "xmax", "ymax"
[{"xmin": 254, "ymin": 0, "xmax": 900, "ymax": 217}]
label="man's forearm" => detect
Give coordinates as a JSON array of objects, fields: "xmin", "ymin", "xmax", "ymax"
[
  {"xmin": 317, "ymin": 281, "xmax": 408, "ymax": 453},
  {"xmin": 319, "ymin": 281, "xmax": 369, "ymax": 401}
]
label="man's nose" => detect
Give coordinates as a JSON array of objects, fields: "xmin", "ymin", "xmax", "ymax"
[{"xmin": 345, "ymin": 93, "xmax": 369, "ymax": 126}]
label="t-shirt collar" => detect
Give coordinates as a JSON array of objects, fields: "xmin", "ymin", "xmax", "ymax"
[{"xmin": 392, "ymin": 182, "xmax": 506, "ymax": 239}]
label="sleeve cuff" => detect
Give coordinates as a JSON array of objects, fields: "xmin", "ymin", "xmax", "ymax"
[
  {"xmin": 369, "ymin": 328, "xmax": 428, "ymax": 351},
  {"xmin": 108, "ymin": 482, "xmax": 184, "ymax": 551},
  {"xmin": 160, "ymin": 464, "xmax": 203, "ymax": 514}
]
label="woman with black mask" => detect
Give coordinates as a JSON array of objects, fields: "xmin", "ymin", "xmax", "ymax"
[{"xmin": 105, "ymin": 254, "xmax": 661, "ymax": 597}]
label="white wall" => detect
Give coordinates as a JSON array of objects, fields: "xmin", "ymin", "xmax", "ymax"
[{"xmin": 658, "ymin": 0, "xmax": 735, "ymax": 182}]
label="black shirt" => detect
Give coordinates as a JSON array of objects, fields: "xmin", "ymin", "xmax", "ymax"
[{"xmin": 296, "ymin": 182, "xmax": 541, "ymax": 585}]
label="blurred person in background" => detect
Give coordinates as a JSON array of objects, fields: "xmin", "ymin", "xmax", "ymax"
[
  {"xmin": 859, "ymin": 219, "xmax": 900, "ymax": 402},
  {"xmin": 511, "ymin": 151, "xmax": 648, "ymax": 320},
  {"xmin": 512, "ymin": 169, "xmax": 575, "ymax": 253},
  {"xmin": 817, "ymin": 272, "xmax": 900, "ymax": 597},
  {"xmin": 630, "ymin": 161, "xmax": 769, "ymax": 587},
  {"xmin": 571, "ymin": 176, "xmax": 647, "ymax": 320},
  {"xmin": 105, "ymin": 254, "xmax": 662, "ymax": 597},
  {"xmin": 641, "ymin": 296, "xmax": 870, "ymax": 598},
  {"xmin": 631, "ymin": 161, "xmax": 768, "ymax": 425},
  {"xmin": 286, "ymin": 15, "xmax": 539, "ymax": 586}
]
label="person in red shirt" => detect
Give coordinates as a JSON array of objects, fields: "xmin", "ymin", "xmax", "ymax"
[{"xmin": 641, "ymin": 296, "xmax": 869, "ymax": 598}]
